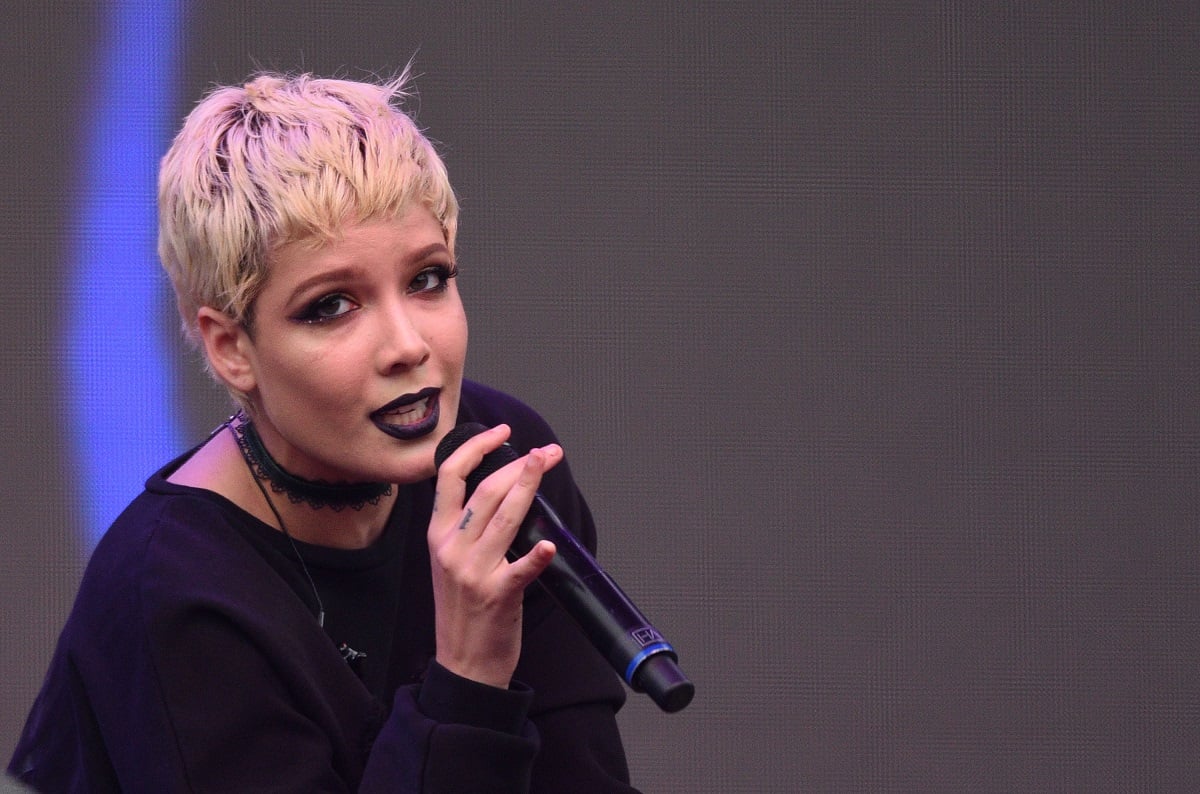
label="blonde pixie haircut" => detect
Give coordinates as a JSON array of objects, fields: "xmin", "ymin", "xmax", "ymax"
[{"xmin": 157, "ymin": 70, "xmax": 458, "ymax": 348}]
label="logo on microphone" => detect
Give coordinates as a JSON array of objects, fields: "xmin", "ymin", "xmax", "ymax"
[{"xmin": 631, "ymin": 627, "xmax": 663, "ymax": 646}]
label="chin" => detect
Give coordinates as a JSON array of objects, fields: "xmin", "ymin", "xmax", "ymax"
[{"xmin": 383, "ymin": 438, "xmax": 441, "ymax": 485}]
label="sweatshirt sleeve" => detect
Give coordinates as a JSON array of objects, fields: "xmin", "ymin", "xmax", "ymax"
[{"xmin": 359, "ymin": 661, "xmax": 539, "ymax": 792}]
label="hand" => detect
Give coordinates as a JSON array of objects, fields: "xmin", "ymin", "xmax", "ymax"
[{"xmin": 428, "ymin": 423, "xmax": 561, "ymax": 688}]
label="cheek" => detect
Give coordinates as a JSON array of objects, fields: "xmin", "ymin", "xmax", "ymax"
[
  {"xmin": 429, "ymin": 308, "xmax": 469, "ymax": 371},
  {"xmin": 258, "ymin": 345, "xmax": 364, "ymax": 410},
  {"xmin": 446, "ymin": 326, "xmax": 469, "ymax": 371}
]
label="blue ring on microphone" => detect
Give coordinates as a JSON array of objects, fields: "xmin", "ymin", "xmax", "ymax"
[{"xmin": 624, "ymin": 641, "xmax": 676, "ymax": 685}]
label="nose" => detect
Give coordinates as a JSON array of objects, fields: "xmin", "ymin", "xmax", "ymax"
[{"xmin": 375, "ymin": 299, "xmax": 430, "ymax": 372}]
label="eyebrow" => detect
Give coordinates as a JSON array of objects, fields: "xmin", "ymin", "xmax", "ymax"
[{"xmin": 285, "ymin": 242, "xmax": 452, "ymax": 300}]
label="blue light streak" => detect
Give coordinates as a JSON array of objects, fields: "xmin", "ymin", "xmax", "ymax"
[{"xmin": 65, "ymin": 1, "xmax": 187, "ymax": 549}]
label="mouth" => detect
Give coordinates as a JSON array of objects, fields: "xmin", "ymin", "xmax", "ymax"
[{"xmin": 371, "ymin": 386, "xmax": 442, "ymax": 441}]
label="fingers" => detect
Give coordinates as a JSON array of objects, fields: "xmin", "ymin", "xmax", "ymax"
[
  {"xmin": 426, "ymin": 426, "xmax": 563, "ymax": 687},
  {"xmin": 505, "ymin": 539, "xmax": 557, "ymax": 589},
  {"xmin": 432, "ymin": 424, "xmax": 563, "ymax": 550},
  {"xmin": 471, "ymin": 445, "xmax": 560, "ymax": 550},
  {"xmin": 431, "ymin": 424, "xmax": 512, "ymax": 520},
  {"xmin": 431, "ymin": 532, "xmax": 558, "ymax": 688}
]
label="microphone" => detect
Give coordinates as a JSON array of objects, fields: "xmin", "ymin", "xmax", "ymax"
[{"xmin": 435, "ymin": 423, "xmax": 694, "ymax": 713}]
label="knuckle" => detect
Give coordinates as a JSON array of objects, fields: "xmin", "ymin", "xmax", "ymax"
[
  {"xmin": 489, "ymin": 510, "xmax": 517, "ymax": 536},
  {"xmin": 471, "ymin": 475, "xmax": 508, "ymax": 503},
  {"xmin": 431, "ymin": 541, "xmax": 468, "ymax": 571},
  {"xmin": 431, "ymin": 545, "xmax": 456, "ymax": 570}
]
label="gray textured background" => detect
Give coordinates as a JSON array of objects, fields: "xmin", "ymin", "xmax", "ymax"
[{"xmin": 2, "ymin": 3, "xmax": 1198, "ymax": 791}]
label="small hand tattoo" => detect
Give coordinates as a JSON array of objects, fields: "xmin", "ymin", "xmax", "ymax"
[{"xmin": 457, "ymin": 508, "xmax": 474, "ymax": 531}]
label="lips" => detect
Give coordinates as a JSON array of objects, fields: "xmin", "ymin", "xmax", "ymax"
[{"xmin": 371, "ymin": 386, "xmax": 441, "ymax": 440}]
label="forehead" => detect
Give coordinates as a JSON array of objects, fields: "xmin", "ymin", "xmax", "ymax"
[{"xmin": 266, "ymin": 207, "xmax": 448, "ymax": 280}]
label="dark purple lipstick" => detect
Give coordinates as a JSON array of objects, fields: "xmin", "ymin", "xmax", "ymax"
[{"xmin": 371, "ymin": 386, "xmax": 441, "ymax": 440}]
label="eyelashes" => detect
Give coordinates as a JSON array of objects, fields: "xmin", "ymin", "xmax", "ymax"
[
  {"xmin": 408, "ymin": 264, "xmax": 458, "ymax": 295},
  {"xmin": 295, "ymin": 293, "xmax": 357, "ymax": 324},
  {"xmin": 293, "ymin": 263, "xmax": 459, "ymax": 325}
]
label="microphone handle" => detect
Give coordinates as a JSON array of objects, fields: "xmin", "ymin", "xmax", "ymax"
[
  {"xmin": 516, "ymin": 495, "xmax": 695, "ymax": 713},
  {"xmin": 435, "ymin": 422, "xmax": 694, "ymax": 712}
]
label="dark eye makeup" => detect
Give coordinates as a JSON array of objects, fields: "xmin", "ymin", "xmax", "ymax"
[
  {"xmin": 294, "ymin": 294, "xmax": 359, "ymax": 324},
  {"xmin": 291, "ymin": 263, "xmax": 458, "ymax": 325},
  {"xmin": 409, "ymin": 264, "xmax": 459, "ymax": 295}
]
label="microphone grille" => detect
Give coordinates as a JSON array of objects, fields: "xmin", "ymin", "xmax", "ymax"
[
  {"xmin": 434, "ymin": 422, "xmax": 488, "ymax": 467},
  {"xmin": 434, "ymin": 422, "xmax": 520, "ymax": 497}
]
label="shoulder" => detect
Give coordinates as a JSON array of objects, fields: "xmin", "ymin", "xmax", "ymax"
[
  {"xmin": 60, "ymin": 488, "xmax": 343, "ymax": 704},
  {"xmin": 45, "ymin": 490, "xmax": 270, "ymax": 694},
  {"xmin": 79, "ymin": 489, "xmax": 227, "ymax": 595},
  {"xmin": 90, "ymin": 486, "xmax": 252, "ymax": 579},
  {"xmin": 72, "ymin": 489, "xmax": 297, "ymax": 638}
]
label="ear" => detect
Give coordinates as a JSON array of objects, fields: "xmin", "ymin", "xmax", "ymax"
[{"xmin": 196, "ymin": 306, "xmax": 258, "ymax": 396}]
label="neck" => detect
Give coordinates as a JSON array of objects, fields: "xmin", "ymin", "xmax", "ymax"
[
  {"xmin": 231, "ymin": 412, "xmax": 392, "ymax": 511},
  {"xmin": 229, "ymin": 413, "xmax": 396, "ymax": 549}
]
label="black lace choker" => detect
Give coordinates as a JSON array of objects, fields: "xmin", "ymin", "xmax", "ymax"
[{"xmin": 230, "ymin": 412, "xmax": 392, "ymax": 512}]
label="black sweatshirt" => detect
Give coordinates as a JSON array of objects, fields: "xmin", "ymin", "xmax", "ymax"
[{"xmin": 9, "ymin": 381, "xmax": 637, "ymax": 793}]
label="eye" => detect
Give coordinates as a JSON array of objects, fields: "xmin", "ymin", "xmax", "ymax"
[
  {"xmin": 409, "ymin": 264, "xmax": 458, "ymax": 295},
  {"xmin": 295, "ymin": 293, "xmax": 359, "ymax": 323}
]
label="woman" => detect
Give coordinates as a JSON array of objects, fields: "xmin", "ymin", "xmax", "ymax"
[{"xmin": 9, "ymin": 72, "xmax": 636, "ymax": 792}]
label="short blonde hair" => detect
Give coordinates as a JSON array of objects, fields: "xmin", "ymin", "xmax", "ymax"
[{"xmin": 157, "ymin": 70, "xmax": 458, "ymax": 345}]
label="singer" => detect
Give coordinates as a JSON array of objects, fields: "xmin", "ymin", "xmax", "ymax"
[{"xmin": 9, "ymin": 71, "xmax": 641, "ymax": 792}]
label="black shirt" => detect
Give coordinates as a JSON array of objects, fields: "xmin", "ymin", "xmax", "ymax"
[{"xmin": 9, "ymin": 381, "xmax": 636, "ymax": 793}]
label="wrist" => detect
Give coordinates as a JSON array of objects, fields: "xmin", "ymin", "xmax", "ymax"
[{"xmin": 434, "ymin": 652, "xmax": 514, "ymax": 689}]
